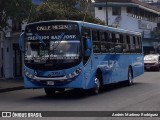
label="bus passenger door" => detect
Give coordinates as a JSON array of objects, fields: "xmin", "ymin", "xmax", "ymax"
[
  {"xmin": 83, "ymin": 56, "xmax": 93, "ymax": 88},
  {"xmin": 82, "ymin": 32, "xmax": 93, "ymax": 88}
]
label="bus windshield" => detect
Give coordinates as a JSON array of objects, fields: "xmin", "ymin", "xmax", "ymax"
[
  {"xmin": 24, "ymin": 22, "xmax": 81, "ymax": 70},
  {"xmin": 25, "ymin": 40, "xmax": 80, "ymax": 63}
]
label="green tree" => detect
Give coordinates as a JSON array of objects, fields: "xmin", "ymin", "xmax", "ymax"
[
  {"xmin": 30, "ymin": 0, "xmax": 105, "ymax": 25},
  {"xmin": 0, "ymin": 0, "xmax": 32, "ymax": 30}
]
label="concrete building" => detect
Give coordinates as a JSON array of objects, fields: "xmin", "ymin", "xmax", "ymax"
[
  {"xmin": 142, "ymin": 0, "xmax": 160, "ymax": 9},
  {"xmin": 0, "ymin": 19, "xmax": 23, "ymax": 79},
  {"xmin": 94, "ymin": 0, "xmax": 160, "ymax": 54},
  {"xmin": 0, "ymin": 0, "xmax": 38, "ymax": 79}
]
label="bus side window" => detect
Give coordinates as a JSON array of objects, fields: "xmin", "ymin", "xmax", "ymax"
[
  {"xmin": 133, "ymin": 36, "xmax": 136, "ymax": 53},
  {"xmin": 126, "ymin": 35, "xmax": 130, "ymax": 53},
  {"xmin": 138, "ymin": 36, "xmax": 142, "ymax": 53},
  {"xmin": 105, "ymin": 32, "xmax": 111, "ymax": 53},
  {"xmin": 100, "ymin": 31, "xmax": 108, "ymax": 53},
  {"xmin": 82, "ymin": 27, "xmax": 91, "ymax": 52},
  {"xmin": 92, "ymin": 30, "xmax": 100, "ymax": 53},
  {"xmin": 123, "ymin": 35, "xmax": 129, "ymax": 53},
  {"xmin": 130, "ymin": 36, "xmax": 136, "ymax": 53},
  {"xmin": 115, "ymin": 33, "xmax": 123, "ymax": 53},
  {"xmin": 120, "ymin": 34, "xmax": 124, "ymax": 53},
  {"xmin": 82, "ymin": 27, "xmax": 91, "ymax": 38},
  {"xmin": 107, "ymin": 32, "xmax": 115, "ymax": 53},
  {"xmin": 135, "ymin": 36, "xmax": 139, "ymax": 53}
]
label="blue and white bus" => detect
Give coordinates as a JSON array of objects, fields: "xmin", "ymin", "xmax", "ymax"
[{"xmin": 19, "ymin": 20, "xmax": 144, "ymax": 96}]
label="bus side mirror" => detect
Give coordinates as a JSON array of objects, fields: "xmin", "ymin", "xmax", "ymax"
[
  {"xmin": 85, "ymin": 38, "xmax": 91, "ymax": 56},
  {"xmin": 19, "ymin": 32, "xmax": 25, "ymax": 53}
]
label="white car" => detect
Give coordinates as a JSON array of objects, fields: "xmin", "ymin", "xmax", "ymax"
[{"xmin": 144, "ymin": 54, "xmax": 160, "ymax": 71}]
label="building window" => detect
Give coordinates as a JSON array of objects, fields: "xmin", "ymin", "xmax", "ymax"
[
  {"xmin": 98, "ymin": 7, "xmax": 102, "ymax": 10},
  {"xmin": 112, "ymin": 7, "xmax": 121, "ymax": 16}
]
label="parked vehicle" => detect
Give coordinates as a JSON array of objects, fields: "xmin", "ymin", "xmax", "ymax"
[{"xmin": 144, "ymin": 54, "xmax": 160, "ymax": 71}]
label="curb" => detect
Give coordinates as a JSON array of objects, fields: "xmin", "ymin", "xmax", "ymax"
[{"xmin": 0, "ymin": 86, "xmax": 24, "ymax": 93}]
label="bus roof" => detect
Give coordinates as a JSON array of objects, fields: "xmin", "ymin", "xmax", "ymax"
[{"xmin": 27, "ymin": 20, "xmax": 141, "ymax": 36}]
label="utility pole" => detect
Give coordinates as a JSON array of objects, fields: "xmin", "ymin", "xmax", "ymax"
[{"xmin": 106, "ymin": 0, "xmax": 108, "ymax": 25}]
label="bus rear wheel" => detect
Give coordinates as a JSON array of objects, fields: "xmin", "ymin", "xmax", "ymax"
[{"xmin": 44, "ymin": 88, "xmax": 56, "ymax": 97}]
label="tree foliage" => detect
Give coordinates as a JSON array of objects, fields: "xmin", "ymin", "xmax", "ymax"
[
  {"xmin": 0, "ymin": 0, "xmax": 105, "ymax": 30},
  {"xmin": 0, "ymin": 0, "xmax": 32, "ymax": 30},
  {"xmin": 30, "ymin": 0, "xmax": 105, "ymax": 25}
]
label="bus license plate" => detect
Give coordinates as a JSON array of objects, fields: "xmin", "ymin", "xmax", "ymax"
[{"xmin": 47, "ymin": 81, "xmax": 54, "ymax": 85}]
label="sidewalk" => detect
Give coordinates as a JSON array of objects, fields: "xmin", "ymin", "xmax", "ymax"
[{"xmin": 0, "ymin": 77, "xmax": 24, "ymax": 93}]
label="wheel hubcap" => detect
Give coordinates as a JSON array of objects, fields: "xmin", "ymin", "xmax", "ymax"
[{"xmin": 94, "ymin": 78, "xmax": 100, "ymax": 94}]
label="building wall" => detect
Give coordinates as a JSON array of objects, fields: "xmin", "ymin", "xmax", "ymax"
[
  {"xmin": 3, "ymin": 37, "xmax": 14, "ymax": 78},
  {"xmin": 95, "ymin": 7, "xmax": 157, "ymax": 32},
  {"xmin": 0, "ymin": 32, "xmax": 23, "ymax": 79},
  {"xmin": 95, "ymin": 6, "xmax": 158, "ymax": 49},
  {"xmin": 12, "ymin": 34, "xmax": 23, "ymax": 77},
  {"xmin": 0, "ymin": 42, "xmax": 3, "ymax": 77},
  {"xmin": 95, "ymin": 7, "xmax": 106, "ymax": 22}
]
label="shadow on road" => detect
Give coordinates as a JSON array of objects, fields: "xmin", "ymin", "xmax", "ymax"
[{"xmin": 27, "ymin": 82, "xmax": 142, "ymax": 100}]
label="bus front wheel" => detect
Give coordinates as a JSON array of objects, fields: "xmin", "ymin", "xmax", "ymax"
[
  {"xmin": 94, "ymin": 78, "xmax": 100, "ymax": 94},
  {"xmin": 93, "ymin": 77, "xmax": 102, "ymax": 94},
  {"xmin": 126, "ymin": 68, "xmax": 133, "ymax": 86},
  {"xmin": 44, "ymin": 88, "xmax": 56, "ymax": 97}
]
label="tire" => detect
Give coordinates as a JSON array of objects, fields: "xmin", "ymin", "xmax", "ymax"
[
  {"xmin": 94, "ymin": 77, "xmax": 100, "ymax": 94},
  {"xmin": 144, "ymin": 68, "xmax": 147, "ymax": 71},
  {"xmin": 57, "ymin": 88, "xmax": 65, "ymax": 92},
  {"xmin": 156, "ymin": 66, "xmax": 160, "ymax": 71},
  {"xmin": 92, "ymin": 75, "xmax": 103, "ymax": 94},
  {"xmin": 44, "ymin": 88, "xmax": 56, "ymax": 97},
  {"xmin": 126, "ymin": 68, "xmax": 133, "ymax": 86}
]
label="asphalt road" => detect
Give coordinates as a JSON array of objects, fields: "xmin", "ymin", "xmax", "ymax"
[{"xmin": 1, "ymin": 71, "xmax": 160, "ymax": 120}]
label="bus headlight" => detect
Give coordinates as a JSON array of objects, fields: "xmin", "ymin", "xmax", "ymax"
[
  {"xmin": 75, "ymin": 69, "xmax": 81, "ymax": 74},
  {"xmin": 24, "ymin": 71, "xmax": 29, "ymax": 76},
  {"xmin": 24, "ymin": 71, "xmax": 35, "ymax": 79},
  {"xmin": 65, "ymin": 68, "xmax": 81, "ymax": 79},
  {"xmin": 66, "ymin": 74, "xmax": 71, "ymax": 79},
  {"xmin": 71, "ymin": 73, "xmax": 76, "ymax": 77}
]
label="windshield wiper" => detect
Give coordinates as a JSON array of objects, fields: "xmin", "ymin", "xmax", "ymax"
[
  {"xmin": 35, "ymin": 33, "xmax": 46, "ymax": 46},
  {"xmin": 53, "ymin": 32, "xmax": 65, "ymax": 49}
]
